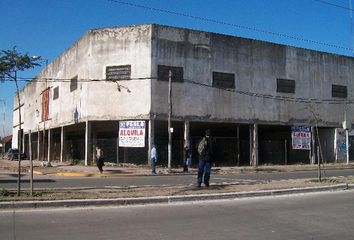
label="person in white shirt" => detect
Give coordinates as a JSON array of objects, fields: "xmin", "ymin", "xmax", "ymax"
[
  {"xmin": 151, "ymin": 145, "xmax": 157, "ymax": 174},
  {"xmin": 96, "ymin": 146, "xmax": 104, "ymax": 173}
]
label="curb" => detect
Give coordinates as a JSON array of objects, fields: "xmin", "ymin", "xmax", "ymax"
[
  {"xmin": 33, "ymin": 171, "xmax": 143, "ymax": 177},
  {"xmin": 31, "ymin": 165, "xmax": 354, "ymax": 178},
  {"xmin": 37, "ymin": 171, "xmax": 194, "ymax": 177},
  {"xmin": 0, "ymin": 184, "xmax": 351, "ymax": 210},
  {"xmin": 33, "ymin": 171, "xmax": 44, "ymax": 175},
  {"xmin": 51, "ymin": 172, "xmax": 149, "ymax": 177}
]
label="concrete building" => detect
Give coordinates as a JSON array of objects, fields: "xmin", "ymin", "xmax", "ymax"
[{"xmin": 12, "ymin": 24, "xmax": 354, "ymax": 167}]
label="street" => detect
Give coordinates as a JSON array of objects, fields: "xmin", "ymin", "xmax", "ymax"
[
  {"xmin": 1, "ymin": 168, "xmax": 354, "ymax": 189},
  {"xmin": 0, "ymin": 190, "xmax": 353, "ymax": 240}
]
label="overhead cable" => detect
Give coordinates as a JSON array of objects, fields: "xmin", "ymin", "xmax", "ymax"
[
  {"xmin": 313, "ymin": 0, "xmax": 354, "ymax": 12},
  {"xmin": 2, "ymin": 76, "xmax": 353, "ymax": 105},
  {"xmin": 107, "ymin": 0, "xmax": 354, "ymax": 52}
]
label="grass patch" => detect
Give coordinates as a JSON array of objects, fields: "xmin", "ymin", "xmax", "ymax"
[{"xmin": 307, "ymin": 176, "xmax": 354, "ymax": 184}]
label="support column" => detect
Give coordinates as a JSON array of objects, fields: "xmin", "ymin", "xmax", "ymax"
[
  {"xmin": 29, "ymin": 131, "xmax": 32, "ymax": 161},
  {"xmin": 252, "ymin": 123, "xmax": 259, "ymax": 167},
  {"xmin": 42, "ymin": 128, "xmax": 46, "ymax": 161},
  {"xmin": 93, "ymin": 127, "xmax": 98, "ymax": 165},
  {"xmin": 148, "ymin": 119, "xmax": 155, "ymax": 165},
  {"xmin": 60, "ymin": 126, "xmax": 66, "ymax": 163},
  {"xmin": 346, "ymin": 129, "xmax": 350, "ymax": 165},
  {"xmin": 22, "ymin": 133, "xmax": 25, "ymax": 155},
  {"xmin": 184, "ymin": 121, "xmax": 190, "ymax": 148},
  {"xmin": 284, "ymin": 139, "xmax": 288, "ymax": 165},
  {"xmin": 311, "ymin": 126, "xmax": 316, "ymax": 164},
  {"xmin": 116, "ymin": 124, "xmax": 119, "ymax": 164},
  {"xmin": 237, "ymin": 125, "xmax": 240, "ymax": 166},
  {"xmin": 249, "ymin": 125, "xmax": 253, "ymax": 166},
  {"xmin": 47, "ymin": 128, "xmax": 51, "ymax": 162},
  {"xmin": 37, "ymin": 130, "xmax": 40, "ymax": 161},
  {"xmin": 85, "ymin": 120, "xmax": 91, "ymax": 166}
]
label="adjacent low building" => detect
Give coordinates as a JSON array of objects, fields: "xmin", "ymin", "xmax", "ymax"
[{"xmin": 12, "ymin": 24, "xmax": 354, "ymax": 167}]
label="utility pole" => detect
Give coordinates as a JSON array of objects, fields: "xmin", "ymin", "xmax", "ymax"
[
  {"xmin": 29, "ymin": 130, "xmax": 33, "ymax": 196},
  {"xmin": 34, "ymin": 58, "xmax": 48, "ymax": 162},
  {"xmin": 168, "ymin": 70, "xmax": 172, "ymax": 170},
  {"xmin": 0, "ymin": 99, "xmax": 5, "ymax": 156},
  {"xmin": 14, "ymin": 70, "xmax": 23, "ymax": 195}
]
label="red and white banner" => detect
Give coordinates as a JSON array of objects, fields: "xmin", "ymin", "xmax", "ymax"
[{"xmin": 119, "ymin": 121, "xmax": 145, "ymax": 148}]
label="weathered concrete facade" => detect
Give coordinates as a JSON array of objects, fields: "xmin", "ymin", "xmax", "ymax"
[
  {"xmin": 152, "ymin": 26, "xmax": 353, "ymax": 124},
  {"xmin": 13, "ymin": 24, "xmax": 354, "ymax": 166}
]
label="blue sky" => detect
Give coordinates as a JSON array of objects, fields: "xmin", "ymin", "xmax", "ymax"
[{"xmin": 1, "ymin": 0, "xmax": 353, "ymax": 136}]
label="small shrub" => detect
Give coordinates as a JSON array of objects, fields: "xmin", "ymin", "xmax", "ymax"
[
  {"xmin": 32, "ymin": 191, "xmax": 43, "ymax": 197},
  {"xmin": 0, "ymin": 188, "xmax": 10, "ymax": 197}
]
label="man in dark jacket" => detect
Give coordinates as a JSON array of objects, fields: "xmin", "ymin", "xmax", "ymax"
[{"xmin": 197, "ymin": 129, "xmax": 213, "ymax": 187}]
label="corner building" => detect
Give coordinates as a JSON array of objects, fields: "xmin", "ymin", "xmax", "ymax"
[{"xmin": 13, "ymin": 24, "xmax": 354, "ymax": 167}]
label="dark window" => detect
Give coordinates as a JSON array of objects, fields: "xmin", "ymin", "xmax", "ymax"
[
  {"xmin": 53, "ymin": 86, "xmax": 59, "ymax": 100},
  {"xmin": 212, "ymin": 72, "xmax": 235, "ymax": 89},
  {"xmin": 106, "ymin": 65, "xmax": 131, "ymax": 81},
  {"xmin": 70, "ymin": 76, "xmax": 78, "ymax": 92},
  {"xmin": 277, "ymin": 78, "xmax": 295, "ymax": 93},
  {"xmin": 157, "ymin": 65, "xmax": 184, "ymax": 82},
  {"xmin": 332, "ymin": 84, "xmax": 347, "ymax": 98}
]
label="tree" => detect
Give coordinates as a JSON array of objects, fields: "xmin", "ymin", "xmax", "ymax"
[
  {"xmin": 0, "ymin": 47, "xmax": 42, "ymax": 79},
  {"xmin": 0, "ymin": 47, "xmax": 42, "ymax": 196},
  {"xmin": 304, "ymin": 104, "xmax": 324, "ymax": 182}
]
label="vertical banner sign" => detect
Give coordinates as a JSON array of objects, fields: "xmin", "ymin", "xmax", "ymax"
[
  {"xmin": 291, "ymin": 126, "xmax": 311, "ymax": 150},
  {"xmin": 119, "ymin": 121, "xmax": 145, "ymax": 147}
]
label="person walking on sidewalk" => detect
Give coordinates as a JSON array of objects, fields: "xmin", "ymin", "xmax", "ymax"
[
  {"xmin": 197, "ymin": 129, "xmax": 214, "ymax": 187},
  {"xmin": 96, "ymin": 146, "xmax": 104, "ymax": 174},
  {"xmin": 183, "ymin": 146, "xmax": 192, "ymax": 173},
  {"xmin": 151, "ymin": 145, "xmax": 158, "ymax": 174}
]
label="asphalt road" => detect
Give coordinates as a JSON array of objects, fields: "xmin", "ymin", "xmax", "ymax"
[
  {"xmin": 1, "ymin": 190, "xmax": 354, "ymax": 240},
  {"xmin": 1, "ymin": 168, "xmax": 354, "ymax": 189}
]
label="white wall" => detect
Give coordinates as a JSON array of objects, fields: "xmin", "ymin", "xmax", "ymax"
[{"xmin": 17, "ymin": 25, "xmax": 153, "ymax": 135}]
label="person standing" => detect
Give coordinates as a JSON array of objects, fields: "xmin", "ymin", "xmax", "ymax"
[
  {"xmin": 151, "ymin": 144, "xmax": 158, "ymax": 174},
  {"xmin": 183, "ymin": 146, "xmax": 192, "ymax": 173},
  {"xmin": 197, "ymin": 129, "xmax": 213, "ymax": 187},
  {"xmin": 96, "ymin": 146, "xmax": 104, "ymax": 174}
]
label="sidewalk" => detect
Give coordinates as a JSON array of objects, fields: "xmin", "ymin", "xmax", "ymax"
[
  {"xmin": 0, "ymin": 159, "xmax": 153, "ymax": 177},
  {"xmin": 2, "ymin": 158, "xmax": 354, "ymax": 177}
]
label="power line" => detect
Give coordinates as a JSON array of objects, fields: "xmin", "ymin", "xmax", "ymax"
[
  {"xmin": 313, "ymin": 0, "xmax": 354, "ymax": 11},
  {"xmin": 2, "ymin": 76, "xmax": 353, "ymax": 105},
  {"xmin": 1, "ymin": 76, "xmax": 154, "ymax": 82},
  {"xmin": 183, "ymin": 79, "xmax": 352, "ymax": 105},
  {"xmin": 107, "ymin": 0, "xmax": 354, "ymax": 52}
]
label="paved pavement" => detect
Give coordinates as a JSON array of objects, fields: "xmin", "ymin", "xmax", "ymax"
[
  {"xmin": 3, "ymin": 191, "xmax": 354, "ymax": 240},
  {"xmin": 1, "ymin": 158, "xmax": 354, "ymax": 209}
]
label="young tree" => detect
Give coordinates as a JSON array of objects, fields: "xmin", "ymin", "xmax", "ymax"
[{"xmin": 0, "ymin": 47, "xmax": 42, "ymax": 196}]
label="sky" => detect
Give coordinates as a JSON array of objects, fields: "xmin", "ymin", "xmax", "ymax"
[{"xmin": 1, "ymin": 0, "xmax": 354, "ymax": 136}]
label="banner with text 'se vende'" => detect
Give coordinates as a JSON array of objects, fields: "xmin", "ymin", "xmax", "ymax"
[{"xmin": 119, "ymin": 121, "xmax": 145, "ymax": 148}]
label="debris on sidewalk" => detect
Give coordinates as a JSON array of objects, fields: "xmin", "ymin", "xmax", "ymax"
[{"xmin": 40, "ymin": 161, "xmax": 52, "ymax": 167}]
